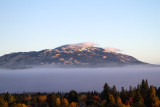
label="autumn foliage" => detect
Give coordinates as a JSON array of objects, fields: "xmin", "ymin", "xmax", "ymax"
[{"xmin": 0, "ymin": 79, "xmax": 160, "ymax": 107}]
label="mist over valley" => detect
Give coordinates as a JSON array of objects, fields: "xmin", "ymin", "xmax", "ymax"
[{"xmin": 0, "ymin": 66, "xmax": 160, "ymax": 93}]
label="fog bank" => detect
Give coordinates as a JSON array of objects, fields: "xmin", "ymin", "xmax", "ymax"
[{"xmin": 0, "ymin": 66, "xmax": 160, "ymax": 93}]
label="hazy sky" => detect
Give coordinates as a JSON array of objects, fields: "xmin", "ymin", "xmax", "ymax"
[{"xmin": 0, "ymin": 0, "xmax": 160, "ymax": 64}]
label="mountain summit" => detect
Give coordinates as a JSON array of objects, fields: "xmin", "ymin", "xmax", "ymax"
[{"xmin": 0, "ymin": 42, "xmax": 146, "ymax": 69}]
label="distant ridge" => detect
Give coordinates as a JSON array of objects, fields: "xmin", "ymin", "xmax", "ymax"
[{"xmin": 0, "ymin": 42, "xmax": 148, "ymax": 69}]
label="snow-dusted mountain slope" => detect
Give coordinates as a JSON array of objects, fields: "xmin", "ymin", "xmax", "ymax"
[{"xmin": 0, "ymin": 42, "xmax": 147, "ymax": 69}]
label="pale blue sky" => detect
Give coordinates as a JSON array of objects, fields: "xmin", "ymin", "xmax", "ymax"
[{"xmin": 0, "ymin": 0, "xmax": 160, "ymax": 64}]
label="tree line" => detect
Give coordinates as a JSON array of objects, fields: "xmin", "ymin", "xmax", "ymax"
[{"xmin": 0, "ymin": 79, "xmax": 160, "ymax": 107}]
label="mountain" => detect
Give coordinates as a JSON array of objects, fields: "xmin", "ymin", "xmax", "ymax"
[{"xmin": 0, "ymin": 42, "xmax": 147, "ymax": 69}]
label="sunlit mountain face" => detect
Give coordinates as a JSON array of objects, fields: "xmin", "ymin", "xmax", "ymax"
[{"xmin": 0, "ymin": 42, "xmax": 147, "ymax": 69}]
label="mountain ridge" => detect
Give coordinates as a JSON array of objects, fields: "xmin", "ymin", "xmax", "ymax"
[{"xmin": 0, "ymin": 43, "xmax": 148, "ymax": 69}]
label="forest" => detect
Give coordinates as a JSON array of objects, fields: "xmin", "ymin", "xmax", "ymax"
[{"xmin": 0, "ymin": 79, "xmax": 160, "ymax": 107}]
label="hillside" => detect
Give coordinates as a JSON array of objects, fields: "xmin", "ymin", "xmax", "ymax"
[{"xmin": 0, "ymin": 43, "xmax": 146, "ymax": 69}]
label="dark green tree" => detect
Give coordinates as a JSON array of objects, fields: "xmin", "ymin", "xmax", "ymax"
[
  {"xmin": 137, "ymin": 84, "xmax": 140, "ymax": 92},
  {"xmin": 110, "ymin": 85, "xmax": 117, "ymax": 97},
  {"xmin": 133, "ymin": 90, "xmax": 144, "ymax": 104},
  {"xmin": 101, "ymin": 82, "xmax": 110, "ymax": 100},
  {"xmin": 47, "ymin": 93, "xmax": 57, "ymax": 107},
  {"xmin": 140, "ymin": 79, "xmax": 149, "ymax": 104},
  {"xmin": 157, "ymin": 87, "xmax": 160, "ymax": 99},
  {"xmin": 5, "ymin": 92, "xmax": 15, "ymax": 104},
  {"xmin": 120, "ymin": 87, "xmax": 127, "ymax": 103},
  {"xmin": 128, "ymin": 86, "xmax": 134, "ymax": 98},
  {"xmin": 68, "ymin": 90, "xmax": 78, "ymax": 103},
  {"xmin": 132, "ymin": 90, "xmax": 145, "ymax": 107}
]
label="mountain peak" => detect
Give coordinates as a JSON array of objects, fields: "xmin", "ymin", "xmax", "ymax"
[
  {"xmin": 55, "ymin": 42, "xmax": 97, "ymax": 52},
  {"xmin": 0, "ymin": 42, "xmax": 147, "ymax": 69}
]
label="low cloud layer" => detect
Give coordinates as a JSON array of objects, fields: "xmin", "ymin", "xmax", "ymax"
[
  {"xmin": 105, "ymin": 47, "xmax": 121, "ymax": 52},
  {"xmin": 67, "ymin": 42, "xmax": 121, "ymax": 53},
  {"xmin": 0, "ymin": 66, "xmax": 160, "ymax": 93},
  {"xmin": 68, "ymin": 42, "xmax": 96, "ymax": 48}
]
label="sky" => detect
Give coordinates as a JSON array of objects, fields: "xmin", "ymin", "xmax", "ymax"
[{"xmin": 0, "ymin": 0, "xmax": 160, "ymax": 64}]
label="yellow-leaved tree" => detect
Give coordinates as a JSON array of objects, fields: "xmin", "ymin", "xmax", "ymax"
[
  {"xmin": 69, "ymin": 102, "xmax": 79, "ymax": 107},
  {"xmin": 0, "ymin": 95, "xmax": 8, "ymax": 107},
  {"xmin": 62, "ymin": 98, "xmax": 69, "ymax": 107},
  {"xmin": 149, "ymin": 86, "xmax": 160, "ymax": 107},
  {"xmin": 56, "ymin": 98, "xmax": 61, "ymax": 106}
]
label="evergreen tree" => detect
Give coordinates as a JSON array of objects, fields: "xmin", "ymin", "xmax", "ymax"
[
  {"xmin": 32, "ymin": 96, "xmax": 38, "ymax": 106},
  {"xmin": 128, "ymin": 86, "xmax": 134, "ymax": 98},
  {"xmin": 47, "ymin": 93, "xmax": 57, "ymax": 107},
  {"xmin": 133, "ymin": 90, "xmax": 144, "ymax": 104},
  {"xmin": 120, "ymin": 87, "xmax": 127, "ymax": 103},
  {"xmin": 101, "ymin": 82, "xmax": 110, "ymax": 100},
  {"xmin": 137, "ymin": 84, "xmax": 140, "ymax": 92},
  {"xmin": 157, "ymin": 87, "xmax": 160, "ymax": 99},
  {"xmin": 111, "ymin": 85, "xmax": 117, "ymax": 97},
  {"xmin": 5, "ymin": 92, "xmax": 15, "ymax": 104},
  {"xmin": 68, "ymin": 90, "xmax": 78, "ymax": 103},
  {"xmin": 140, "ymin": 79, "xmax": 149, "ymax": 104}
]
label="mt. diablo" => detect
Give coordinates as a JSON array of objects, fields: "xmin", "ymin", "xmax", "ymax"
[{"xmin": 0, "ymin": 42, "xmax": 147, "ymax": 69}]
